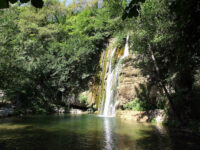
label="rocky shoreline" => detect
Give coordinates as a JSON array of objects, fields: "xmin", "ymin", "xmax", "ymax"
[
  {"xmin": 0, "ymin": 107, "xmax": 14, "ymax": 118},
  {"xmin": 0, "ymin": 107, "xmax": 90, "ymax": 118},
  {"xmin": 116, "ymin": 109, "xmax": 165, "ymax": 123}
]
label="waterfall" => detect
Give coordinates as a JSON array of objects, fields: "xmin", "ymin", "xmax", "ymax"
[
  {"xmin": 99, "ymin": 35, "xmax": 129, "ymax": 117},
  {"xmin": 123, "ymin": 34, "xmax": 129, "ymax": 58}
]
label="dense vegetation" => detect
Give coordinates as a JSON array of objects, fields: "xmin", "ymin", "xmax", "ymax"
[
  {"xmin": 0, "ymin": 0, "xmax": 200, "ymax": 125},
  {"xmin": 0, "ymin": 0, "xmax": 118, "ymax": 113},
  {"xmin": 123, "ymin": 0, "xmax": 200, "ymax": 123}
]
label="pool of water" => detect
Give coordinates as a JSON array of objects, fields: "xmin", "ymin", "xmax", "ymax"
[{"xmin": 0, "ymin": 114, "xmax": 199, "ymax": 150}]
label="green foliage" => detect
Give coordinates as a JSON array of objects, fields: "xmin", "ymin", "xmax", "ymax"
[
  {"xmin": 124, "ymin": 0, "xmax": 200, "ymax": 121},
  {"xmin": 150, "ymin": 118, "xmax": 157, "ymax": 123},
  {"xmin": 78, "ymin": 93, "xmax": 88, "ymax": 106},
  {"xmin": 0, "ymin": 0, "xmax": 115, "ymax": 112},
  {"xmin": 123, "ymin": 98, "xmax": 145, "ymax": 111},
  {"xmin": 123, "ymin": 93, "xmax": 165, "ymax": 111},
  {"xmin": 103, "ymin": 0, "xmax": 128, "ymax": 17},
  {"xmin": 166, "ymin": 120, "xmax": 181, "ymax": 128},
  {"xmin": 0, "ymin": 0, "xmax": 44, "ymax": 9}
]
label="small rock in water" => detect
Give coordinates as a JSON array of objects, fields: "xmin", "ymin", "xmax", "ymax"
[
  {"xmin": 53, "ymin": 107, "xmax": 65, "ymax": 113},
  {"xmin": 70, "ymin": 108, "xmax": 85, "ymax": 114}
]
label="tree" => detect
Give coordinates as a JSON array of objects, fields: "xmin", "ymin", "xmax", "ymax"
[
  {"xmin": 124, "ymin": 0, "xmax": 200, "ymax": 121},
  {"xmin": 0, "ymin": 0, "xmax": 116, "ymax": 112},
  {"xmin": 0, "ymin": 0, "xmax": 44, "ymax": 9}
]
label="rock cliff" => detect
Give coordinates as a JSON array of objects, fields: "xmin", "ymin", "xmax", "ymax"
[{"xmin": 117, "ymin": 54, "xmax": 147, "ymax": 107}]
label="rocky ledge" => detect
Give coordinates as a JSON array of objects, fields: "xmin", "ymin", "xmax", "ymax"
[{"xmin": 116, "ymin": 109, "xmax": 165, "ymax": 123}]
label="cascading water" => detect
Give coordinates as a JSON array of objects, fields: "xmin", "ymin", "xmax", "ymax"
[
  {"xmin": 123, "ymin": 34, "xmax": 129, "ymax": 58},
  {"xmin": 99, "ymin": 35, "xmax": 129, "ymax": 117}
]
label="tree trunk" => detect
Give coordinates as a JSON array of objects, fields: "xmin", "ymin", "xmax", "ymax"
[{"xmin": 147, "ymin": 43, "xmax": 180, "ymax": 120}]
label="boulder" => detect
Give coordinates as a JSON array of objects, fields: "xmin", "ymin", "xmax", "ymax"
[
  {"xmin": 69, "ymin": 108, "xmax": 88, "ymax": 114},
  {"xmin": 53, "ymin": 107, "xmax": 65, "ymax": 113}
]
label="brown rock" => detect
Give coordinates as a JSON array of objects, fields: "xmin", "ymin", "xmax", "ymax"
[{"xmin": 117, "ymin": 54, "xmax": 147, "ymax": 106}]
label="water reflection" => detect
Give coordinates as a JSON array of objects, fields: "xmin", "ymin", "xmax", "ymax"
[
  {"xmin": 103, "ymin": 118, "xmax": 118, "ymax": 150},
  {"xmin": 0, "ymin": 115, "xmax": 200, "ymax": 150},
  {"xmin": 155, "ymin": 123, "xmax": 167, "ymax": 135}
]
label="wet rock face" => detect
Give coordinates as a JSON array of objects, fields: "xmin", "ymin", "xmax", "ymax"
[{"xmin": 117, "ymin": 55, "xmax": 147, "ymax": 106}]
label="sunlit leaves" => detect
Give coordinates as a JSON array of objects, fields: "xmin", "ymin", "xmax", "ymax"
[{"xmin": 0, "ymin": 0, "xmax": 115, "ymax": 111}]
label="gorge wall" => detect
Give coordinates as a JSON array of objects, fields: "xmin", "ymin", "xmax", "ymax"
[{"xmin": 117, "ymin": 55, "xmax": 147, "ymax": 108}]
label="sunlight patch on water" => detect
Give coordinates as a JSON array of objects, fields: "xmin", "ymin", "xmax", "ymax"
[{"xmin": 0, "ymin": 123, "xmax": 30, "ymax": 130}]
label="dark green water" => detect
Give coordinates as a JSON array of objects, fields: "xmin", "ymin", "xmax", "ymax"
[{"xmin": 0, "ymin": 114, "xmax": 199, "ymax": 150}]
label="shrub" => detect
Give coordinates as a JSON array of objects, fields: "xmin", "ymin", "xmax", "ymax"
[
  {"xmin": 123, "ymin": 98, "xmax": 145, "ymax": 111},
  {"xmin": 78, "ymin": 93, "xmax": 89, "ymax": 106}
]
